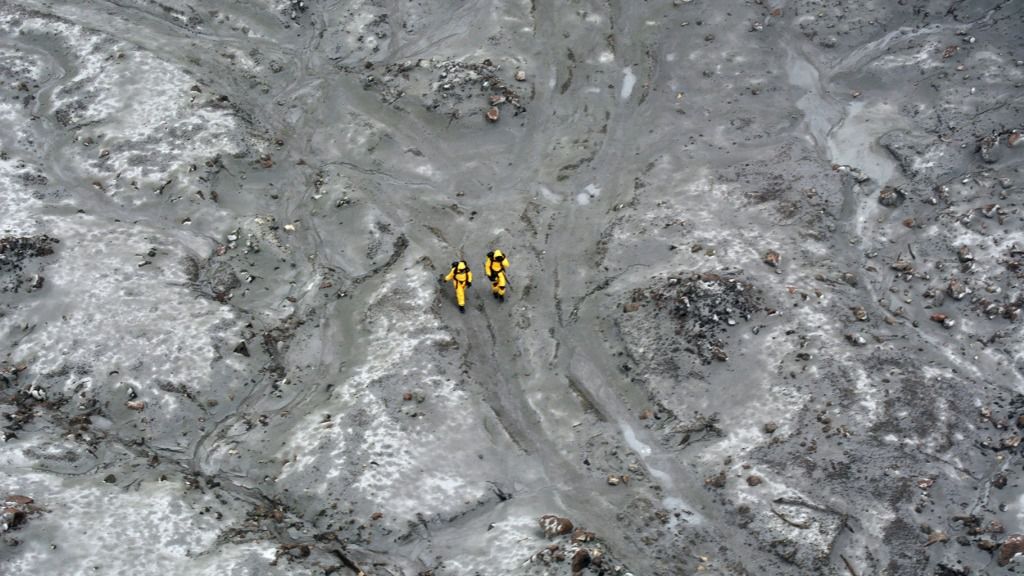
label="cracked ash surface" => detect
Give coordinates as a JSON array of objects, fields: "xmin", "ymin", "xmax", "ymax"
[{"xmin": 1, "ymin": 0, "xmax": 1024, "ymax": 575}]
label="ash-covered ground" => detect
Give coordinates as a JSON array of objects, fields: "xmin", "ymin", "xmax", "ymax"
[{"xmin": 1, "ymin": 0, "xmax": 1023, "ymax": 574}]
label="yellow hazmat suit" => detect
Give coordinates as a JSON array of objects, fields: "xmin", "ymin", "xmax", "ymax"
[
  {"xmin": 444, "ymin": 261, "xmax": 472, "ymax": 312},
  {"xmin": 484, "ymin": 249, "xmax": 510, "ymax": 301}
]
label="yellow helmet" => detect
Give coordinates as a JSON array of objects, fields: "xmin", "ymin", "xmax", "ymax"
[
  {"xmin": 457, "ymin": 261, "xmax": 467, "ymax": 271},
  {"xmin": 492, "ymin": 249, "xmax": 504, "ymax": 261}
]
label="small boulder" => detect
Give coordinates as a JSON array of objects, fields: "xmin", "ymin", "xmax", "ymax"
[
  {"xmin": 925, "ymin": 530, "xmax": 949, "ymax": 546},
  {"xmin": 957, "ymin": 246, "xmax": 974, "ymax": 263},
  {"xmin": 571, "ymin": 548, "xmax": 591, "ymax": 573},
  {"xmin": 571, "ymin": 528, "xmax": 595, "ymax": 543},
  {"xmin": 762, "ymin": 250, "xmax": 781, "ymax": 267},
  {"xmin": 704, "ymin": 470, "xmax": 727, "ymax": 488},
  {"xmin": 1, "ymin": 507, "xmax": 25, "ymax": 531},
  {"xmin": 998, "ymin": 534, "xmax": 1024, "ymax": 566},
  {"xmin": 878, "ymin": 186, "xmax": 905, "ymax": 207},
  {"xmin": 980, "ymin": 204, "xmax": 1000, "ymax": 219},
  {"xmin": 845, "ymin": 333, "xmax": 867, "ymax": 346},
  {"xmin": 947, "ymin": 278, "xmax": 970, "ymax": 300},
  {"xmin": 978, "ymin": 135, "xmax": 1002, "ymax": 163},
  {"xmin": 890, "ymin": 259, "xmax": 913, "ymax": 273},
  {"xmin": 539, "ymin": 515, "xmax": 573, "ymax": 538}
]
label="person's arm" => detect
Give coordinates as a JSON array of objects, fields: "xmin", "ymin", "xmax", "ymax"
[
  {"xmin": 444, "ymin": 268, "xmax": 454, "ymax": 282},
  {"xmin": 468, "ymin": 271, "xmax": 473, "ymax": 285}
]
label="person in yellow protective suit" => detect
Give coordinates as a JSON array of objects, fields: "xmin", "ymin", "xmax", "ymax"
[
  {"xmin": 443, "ymin": 260, "xmax": 472, "ymax": 313},
  {"xmin": 484, "ymin": 249, "xmax": 510, "ymax": 302}
]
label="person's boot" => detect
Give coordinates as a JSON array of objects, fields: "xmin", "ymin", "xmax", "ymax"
[
  {"xmin": 498, "ymin": 294, "xmax": 505, "ymax": 303},
  {"xmin": 459, "ymin": 305, "xmax": 465, "ymax": 313}
]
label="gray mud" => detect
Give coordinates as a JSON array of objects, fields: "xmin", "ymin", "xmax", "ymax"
[{"xmin": 2, "ymin": 0, "xmax": 1024, "ymax": 574}]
